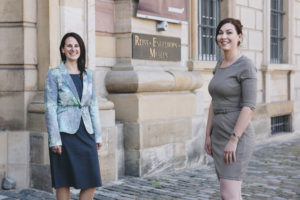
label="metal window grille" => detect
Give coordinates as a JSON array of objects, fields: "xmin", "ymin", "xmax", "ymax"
[
  {"xmin": 198, "ymin": 0, "xmax": 221, "ymax": 61},
  {"xmin": 270, "ymin": 0, "xmax": 285, "ymax": 64},
  {"xmin": 271, "ymin": 115, "xmax": 292, "ymax": 134}
]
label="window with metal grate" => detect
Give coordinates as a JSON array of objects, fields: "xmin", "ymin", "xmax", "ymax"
[
  {"xmin": 198, "ymin": 0, "xmax": 221, "ymax": 61},
  {"xmin": 270, "ymin": 0, "xmax": 285, "ymax": 64},
  {"xmin": 271, "ymin": 115, "xmax": 292, "ymax": 134}
]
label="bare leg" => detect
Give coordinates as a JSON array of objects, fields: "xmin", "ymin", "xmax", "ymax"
[
  {"xmin": 79, "ymin": 187, "xmax": 96, "ymax": 200},
  {"xmin": 220, "ymin": 178, "xmax": 242, "ymax": 200},
  {"xmin": 56, "ymin": 187, "xmax": 70, "ymax": 200}
]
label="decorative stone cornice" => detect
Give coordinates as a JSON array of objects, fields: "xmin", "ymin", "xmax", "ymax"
[
  {"xmin": 105, "ymin": 70, "xmax": 203, "ymax": 93},
  {"xmin": 187, "ymin": 60, "xmax": 217, "ymax": 72},
  {"xmin": 261, "ymin": 64, "xmax": 296, "ymax": 72},
  {"xmin": 167, "ymin": 70, "xmax": 203, "ymax": 91}
]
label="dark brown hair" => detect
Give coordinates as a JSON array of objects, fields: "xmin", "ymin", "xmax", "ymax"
[
  {"xmin": 59, "ymin": 32, "xmax": 86, "ymax": 78},
  {"xmin": 215, "ymin": 18, "xmax": 243, "ymax": 46}
]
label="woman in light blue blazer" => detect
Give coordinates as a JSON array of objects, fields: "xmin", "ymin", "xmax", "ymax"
[{"xmin": 45, "ymin": 32, "xmax": 102, "ymax": 200}]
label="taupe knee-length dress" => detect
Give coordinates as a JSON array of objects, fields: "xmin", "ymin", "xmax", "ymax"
[{"xmin": 208, "ymin": 55, "xmax": 257, "ymax": 181}]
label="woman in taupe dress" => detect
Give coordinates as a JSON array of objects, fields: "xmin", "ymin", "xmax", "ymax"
[{"xmin": 205, "ymin": 18, "xmax": 257, "ymax": 200}]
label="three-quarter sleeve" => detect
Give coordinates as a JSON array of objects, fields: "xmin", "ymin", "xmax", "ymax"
[{"xmin": 239, "ymin": 63, "xmax": 257, "ymax": 110}]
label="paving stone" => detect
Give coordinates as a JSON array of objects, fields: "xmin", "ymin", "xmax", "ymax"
[
  {"xmin": 0, "ymin": 195, "xmax": 8, "ymax": 200},
  {"xmin": 272, "ymin": 197, "xmax": 287, "ymax": 200},
  {"xmin": 1, "ymin": 134, "xmax": 300, "ymax": 199}
]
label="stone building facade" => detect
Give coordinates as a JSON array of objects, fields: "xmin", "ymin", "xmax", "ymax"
[{"xmin": 0, "ymin": 0, "xmax": 299, "ymax": 192}]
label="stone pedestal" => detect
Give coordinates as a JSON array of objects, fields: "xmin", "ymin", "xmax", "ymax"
[
  {"xmin": 106, "ymin": 70, "xmax": 204, "ymax": 176},
  {"xmin": 0, "ymin": 131, "xmax": 31, "ymax": 189},
  {"xmin": 30, "ymin": 132, "xmax": 51, "ymax": 192}
]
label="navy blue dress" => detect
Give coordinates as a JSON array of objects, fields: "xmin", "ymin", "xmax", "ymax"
[{"xmin": 49, "ymin": 74, "xmax": 102, "ymax": 189}]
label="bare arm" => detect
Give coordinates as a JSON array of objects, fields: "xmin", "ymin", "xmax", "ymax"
[
  {"xmin": 224, "ymin": 106, "xmax": 254, "ymax": 164},
  {"xmin": 205, "ymin": 102, "xmax": 214, "ymax": 156},
  {"xmin": 205, "ymin": 102, "xmax": 214, "ymax": 137},
  {"xmin": 232, "ymin": 106, "xmax": 254, "ymax": 137}
]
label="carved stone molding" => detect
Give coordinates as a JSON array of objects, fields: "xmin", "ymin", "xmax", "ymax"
[{"xmin": 105, "ymin": 70, "xmax": 203, "ymax": 93}]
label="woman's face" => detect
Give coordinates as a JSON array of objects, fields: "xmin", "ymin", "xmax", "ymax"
[
  {"xmin": 62, "ymin": 36, "xmax": 80, "ymax": 62},
  {"xmin": 216, "ymin": 23, "xmax": 242, "ymax": 52}
]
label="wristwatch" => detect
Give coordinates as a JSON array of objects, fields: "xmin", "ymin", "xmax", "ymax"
[{"xmin": 231, "ymin": 132, "xmax": 240, "ymax": 140}]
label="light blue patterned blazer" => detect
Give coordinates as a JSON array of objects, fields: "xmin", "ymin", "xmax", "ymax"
[{"xmin": 44, "ymin": 63, "xmax": 102, "ymax": 147}]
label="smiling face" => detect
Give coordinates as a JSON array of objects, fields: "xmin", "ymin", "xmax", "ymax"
[
  {"xmin": 216, "ymin": 23, "xmax": 242, "ymax": 52},
  {"xmin": 61, "ymin": 36, "xmax": 81, "ymax": 62}
]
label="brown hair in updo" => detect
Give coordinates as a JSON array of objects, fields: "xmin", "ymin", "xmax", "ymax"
[{"xmin": 215, "ymin": 18, "xmax": 243, "ymax": 46}]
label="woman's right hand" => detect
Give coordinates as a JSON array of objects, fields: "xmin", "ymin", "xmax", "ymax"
[
  {"xmin": 205, "ymin": 136, "xmax": 212, "ymax": 157},
  {"xmin": 96, "ymin": 142, "xmax": 101, "ymax": 150},
  {"xmin": 51, "ymin": 145, "xmax": 62, "ymax": 155}
]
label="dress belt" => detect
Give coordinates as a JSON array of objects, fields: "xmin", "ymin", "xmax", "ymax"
[{"xmin": 213, "ymin": 108, "xmax": 241, "ymax": 115}]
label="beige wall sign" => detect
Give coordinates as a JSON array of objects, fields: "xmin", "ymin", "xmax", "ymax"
[
  {"xmin": 132, "ymin": 33, "xmax": 181, "ymax": 61},
  {"xmin": 137, "ymin": 0, "xmax": 188, "ymax": 24}
]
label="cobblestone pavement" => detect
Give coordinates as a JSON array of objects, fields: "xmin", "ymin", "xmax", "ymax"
[{"xmin": 0, "ymin": 133, "xmax": 299, "ymax": 200}]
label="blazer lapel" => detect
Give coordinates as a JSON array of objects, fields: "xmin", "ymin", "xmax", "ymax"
[
  {"xmin": 81, "ymin": 71, "xmax": 88, "ymax": 104},
  {"xmin": 59, "ymin": 63, "xmax": 81, "ymax": 103}
]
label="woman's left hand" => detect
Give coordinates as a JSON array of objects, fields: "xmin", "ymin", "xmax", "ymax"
[
  {"xmin": 223, "ymin": 137, "xmax": 238, "ymax": 165},
  {"xmin": 96, "ymin": 142, "xmax": 101, "ymax": 150}
]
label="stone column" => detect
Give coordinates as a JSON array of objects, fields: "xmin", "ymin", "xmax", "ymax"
[
  {"xmin": 221, "ymin": 0, "xmax": 237, "ymax": 18},
  {"xmin": 94, "ymin": 0, "xmax": 125, "ymax": 182},
  {"xmin": 289, "ymin": 71, "xmax": 295, "ymax": 101},
  {"xmin": 189, "ymin": 0, "xmax": 198, "ymax": 60},
  {"xmin": 26, "ymin": 0, "xmax": 60, "ymax": 191},
  {"xmin": 0, "ymin": 0, "xmax": 39, "ymax": 189},
  {"xmin": 28, "ymin": 0, "xmax": 61, "ymax": 129},
  {"xmin": 0, "ymin": 0, "xmax": 37, "ymax": 130}
]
